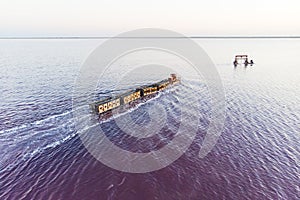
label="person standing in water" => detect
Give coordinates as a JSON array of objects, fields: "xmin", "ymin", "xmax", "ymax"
[
  {"xmin": 233, "ymin": 59, "xmax": 238, "ymax": 66},
  {"xmin": 244, "ymin": 58, "xmax": 249, "ymax": 65}
]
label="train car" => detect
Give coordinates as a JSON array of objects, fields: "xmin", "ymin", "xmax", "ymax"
[
  {"xmin": 92, "ymin": 97, "xmax": 121, "ymax": 115},
  {"xmin": 142, "ymin": 84, "xmax": 159, "ymax": 96},
  {"xmin": 121, "ymin": 89, "xmax": 141, "ymax": 105},
  {"xmin": 157, "ymin": 79, "xmax": 170, "ymax": 91}
]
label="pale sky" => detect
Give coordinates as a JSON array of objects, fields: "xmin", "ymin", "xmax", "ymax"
[{"xmin": 0, "ymin": 0, "xmax": 299, "ymax": 37}]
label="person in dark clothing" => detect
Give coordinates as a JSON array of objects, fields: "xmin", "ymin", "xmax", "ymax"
[{"xmin": 233, "ymin": 59, "xmax": 238, "ymax": 66}]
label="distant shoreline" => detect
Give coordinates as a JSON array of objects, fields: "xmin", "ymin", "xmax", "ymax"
[{"xmin": 0, "ymin": 36, "xmax": 300, "ymax": 39}]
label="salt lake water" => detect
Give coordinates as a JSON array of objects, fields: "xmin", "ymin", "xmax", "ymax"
[{"xmin": 0, "ymin": 39, "xmax": 299, "ymax": 199}]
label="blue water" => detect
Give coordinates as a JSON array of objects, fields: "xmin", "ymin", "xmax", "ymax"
[{"xmin": 0, "ymin": 39, "xmax": 299, "ymax": 199}]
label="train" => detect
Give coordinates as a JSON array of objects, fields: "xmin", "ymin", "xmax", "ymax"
[{"xmin": 90, "ymin": 74, "xmax": 180, "ymax": 119}]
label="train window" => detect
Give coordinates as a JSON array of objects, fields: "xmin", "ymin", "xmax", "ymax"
[
  {"xmin": 125, "ymin": 96, "xmax": 131, "ymax": 104},
  {"xmin": 108, "ymin": 102, "xmax": 113, "ymax": 109},
  {"xmin": 98, "ymin": 105, "xmax": 104, "ymax": 113},
  {"xmin": 103, "ymin": 103, "xmax": 108, "ymax": 111}
]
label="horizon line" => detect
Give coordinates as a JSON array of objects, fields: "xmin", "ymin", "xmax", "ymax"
[{"xmin": 1, "ymin": 36, "xmax": 300, "ymax": 39}]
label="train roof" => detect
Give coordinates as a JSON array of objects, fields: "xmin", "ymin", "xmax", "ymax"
[
  {"xmin": 119, "ymin": 89, "xmax": 138, "ymax": 97},
  {"xmin": 91, "ymin": 95, "xmax": 118, "ymax": 106},
  {"xmin": 138, "ymin": 79, "xmax": 168, "ymax": 89},
  {"xmin": 91, "ymin": 77, "xmax": 172, "ymax": 106},
  {"xmin": 155, "ymin": 78, "xmax": 169, "ymax": 85}
]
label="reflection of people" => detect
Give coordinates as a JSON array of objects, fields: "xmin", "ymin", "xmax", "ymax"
[{"xmin": 250, "ymin": 60, "xmax": 254, "ymax": 65}]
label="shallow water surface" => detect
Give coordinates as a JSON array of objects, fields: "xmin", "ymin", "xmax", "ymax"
[{"xmin": 0, "ymin": 39, "xmax": 299, "ymax": 200}]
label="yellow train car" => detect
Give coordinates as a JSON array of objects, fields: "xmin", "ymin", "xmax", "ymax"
[
  {"xmin": 123, "ymin": 90, "xmax": 141, "ymax": 104},
  {"xmin": 143, "ymin": 85, "xmax": 158, "ymax": 96},
  {"xmin": 157, "ymin": 79, "xmax": 170, "ymax": 91},
  {"xmin": 97, "ymin": 98, "xmax": 121, "ymax": 114}
]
